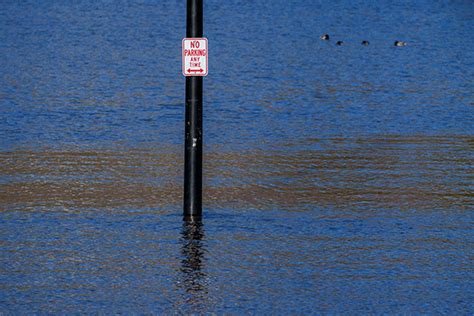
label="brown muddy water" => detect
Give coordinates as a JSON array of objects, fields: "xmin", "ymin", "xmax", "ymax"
[{"xmin": 2, "ymin": 136, "xmax": 473, "ymax": 212}]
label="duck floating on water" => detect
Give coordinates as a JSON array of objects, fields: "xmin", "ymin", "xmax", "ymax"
[
  {"xmin": 394, "ymin": 40, "xmax": 407, "ymax": 46},
  {"xmin": 319, "ymin": 35, "xmax": 408, "ymax": 47},
  {"xmin": 320, "ymin": 34, "xmax": 330, "ymax": 40}
]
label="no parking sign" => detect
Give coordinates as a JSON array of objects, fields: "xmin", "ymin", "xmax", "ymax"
[{"xmin": 182, "ymin": 38, "xmax": 208, "ymax": 76}]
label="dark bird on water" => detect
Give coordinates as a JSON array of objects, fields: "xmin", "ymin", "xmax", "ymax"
[
  {"xmin": 320, "ymin": 34, "xmax": 330, "ymax": 40},
  {"xmin": 319, "ymin": 36, "xmax": 407, "ymax": 47},
  {"xmin": 394, "ymin": 40, "xmax": 407, "ymax": 46}
]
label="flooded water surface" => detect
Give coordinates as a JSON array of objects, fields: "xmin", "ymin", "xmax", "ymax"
[{"xmin": 1, "ymin": 1, "xmax": 473, "ymax": 313}]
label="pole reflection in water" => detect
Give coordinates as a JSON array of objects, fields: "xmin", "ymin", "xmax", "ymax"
[{"xmin": 176, "ymin": 219, "xmax": 210, "ymax": 312}]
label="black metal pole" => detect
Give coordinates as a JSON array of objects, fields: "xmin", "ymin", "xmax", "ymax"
[{"xmin": 184, "ymin": 0, "xmax": 203, "ymax": 219}]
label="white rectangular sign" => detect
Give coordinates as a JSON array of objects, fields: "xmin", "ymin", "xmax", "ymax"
[{"xmin": 182, "ymin": 38, "xmax": 208, "ymax": 76}]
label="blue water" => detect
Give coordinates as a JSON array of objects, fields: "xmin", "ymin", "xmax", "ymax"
[{"xmin": 1, "ymin": 1, "xmax": 473, "ymax": 314}]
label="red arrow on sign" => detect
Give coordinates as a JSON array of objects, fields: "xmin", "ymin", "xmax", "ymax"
[{"xmin": 187, "ymin": 68, "xmax": 204, "ymax": 73}]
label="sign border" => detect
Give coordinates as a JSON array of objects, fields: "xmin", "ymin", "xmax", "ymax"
[{"xmin": 182, "ymin": 37, "xmax": 208, "ymax": 77}]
